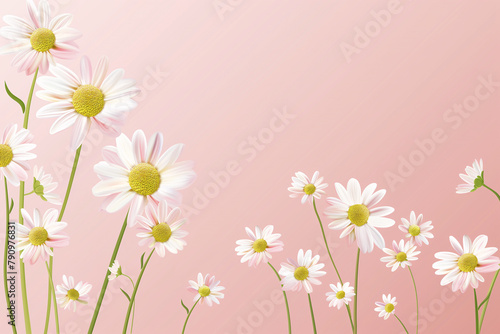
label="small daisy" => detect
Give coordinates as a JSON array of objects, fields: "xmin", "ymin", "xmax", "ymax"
[
  {"xmin": 381, "ymin": 240, "xmax": 420, "ymax": 272},
  {"xmin": 374, "ymin": 294, "xmax": 397, "ymax": 320},
  {"xmin": 235, "ymin": 225, "xmax": 284, "ymax": 267},
  {"xmin": 187, "ymin": 273, "xmax": 225, "ymax": 306},
  {"xmin": 108, "ymin": 260, "xmax": 122, "ymax": 281},
  {"xmin": 279, "ymin": 249, "xmax": 326, "ymax": 293},
  {"xmin": 288, "ymin": 171, "xmax": 328, "ymax": 204},
  {"xmin": 32, "ymin": 165, "xmax": 61, "ymax": 204},
  {"xmin": 432, "ymin": 235, "xmax": 500, "ymax": 293},
  {"xmin": 56, "ymin": 275, "xmax": 92, "ymax": 311},
  {"xmin": 92, "ymin": 130, "xmax": 196, "ymax": 226},
  {"xmin": 16, "ymin": 208, "xmax": 69, "ymax": 265},
  {"xmin": 136, "ymin": 200, "xmax": 187, "ymax": 257},
  {"xmin": 326, "ymin": 282, "xmax": 355, "ymax": 310},
  {"xmin": 36, "ymin": 56, "xmax": 139, "ymax": 150},
  {"xmin": 325, "ymin": 178, "xmax": 394, "ymax": 253},
  {"xmin": 456, "ymin": 159, "xmax": 484, "ymax": 194},
  {"xmin": 0, "ymin": 123, "xmax": 36, "ymax": 186},
  {"xmin": 398, "ymin": 211, "xmax": 433, "ymax": 246},
  {"xmin": 0, "ymin": 0, "xmax": 80, "ymax": 75}
]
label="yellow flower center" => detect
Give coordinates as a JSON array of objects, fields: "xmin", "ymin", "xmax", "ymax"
[
  {"xmin": 396, "ymin": 252, "xmax": 407, "ymax": 262},
  {"xmin": 128, "ymin": 163, "xmax": 161, "ymax": 196},
  {"xmin": 409, "ymin": 225, "xmax": 421, "ymax": 236},
  {"xmin": 294, "ymin": 266, "xmax": 309, "ymax": 281},
  {"xmin": 67, "ymin": 288, "xmax": 80, "ymax": 301},
  {"xmin": 348, "ymin": 204, "xmax": 370, "ymax": 227},
  {"xmin": 252, "ymin": 239, "xmax": 268, "ymax": 252},
  {"xmin": 198, "ymin": 285, "xmax": 211, "ymax": 297},
  {"xmin": 385, "ymin": 303, "xmax": 395, "ymax": 313},
  {"xmin": 28, "ymin": 227, "xmax": 48, "ymax": 246},
  {"xmin": 303, "ymin": 184, "xmax": 316, "ymax": 195},
  {"xmin": 30, "ymin": 28, "xmax": 55, "ymax": 52},
  {"xmin": 336, "ymin": 291, "xmax": 346, "ymax": 299},
  {"xmin": 72, "ymin": 85, "xmax": 105, "ymax": 118},
  {"xmin": 0, "ymin": 144, "xmax": 14, "ymax": 167},
  {"xmin": 151, "ymin": 223, "xmax": 172, "ymax": 243},
  {"xmin": 458, "ymin": 253, "xmax": 478, "ymax": 272}
]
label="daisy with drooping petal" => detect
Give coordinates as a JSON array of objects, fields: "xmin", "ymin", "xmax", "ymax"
[
  {"xmin": 0, "ymin": 123, "xmax": 36, "ymax": 186},
  {"xmin": 381, "ymin": 240, "xmax": 420, "ymax": 272},
  {"xmin": 432, "ymin": 235, "xmax": 500, "ymax": 293},
  {"xmin": 374, "ymin": 294, "xmax": 397, "ymax": 320},
  {"xmin": 136, "ymin": 200, "xmax": 187, "ymax": 257},
  {"xmin": 235, "ymin": 225, "xmax": 284, "ymax": 267},
  {"xmin": 187, "ymin": 273, "xmax": 225, "ymax": 306},
  {"xmin": 325, "ymin": 178, "xmax": 395, "ymax": 253},
  {"xmin": 456, "ymin": 159, "xmax": 484, "ymax": 194},
  {"xmin": 279, "ymin": 249, "xmax": 326, "ymax": 293},
  {"xmin": 108, "ymin": 261, "xmax": 122, "ymax": 281},
  {"xmin": 92, "ymin": 130, "xmax": 196, "ymax": 226},
  {"xmin": 32, "ymin": 165, "xmax": 61, "ymax": 204},
  {"xmin": 0, "ymin": 0, "xmax": 80, "ymax": 75},
  {"xmin": 326, "ymin": 282, "xmax": 355, "ymax": 310},
  {"xmin": 36, "ymin": 56, "xmax": 139, "ymax": 150},
  {"xmin": 56, "ymin": 275, "xmax": 92, "ymax": 311},
  {"xmin": 288, "ymin": 171, "xmax": 328, "ymax": 204},
  {"xmin": 398, "ymin": 211, "xmax": 433, "ymax": 246},
  {"xmin": 16, "ymin": 208, "xmax": 69, "ymax": 265}
]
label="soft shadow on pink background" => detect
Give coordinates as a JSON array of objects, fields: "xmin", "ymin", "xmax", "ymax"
[{"xmin": 1, "ymin": 0, "xmax": 500, "ymax": 333}]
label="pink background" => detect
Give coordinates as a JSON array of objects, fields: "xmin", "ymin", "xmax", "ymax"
[{"xmin": 1, "ymin": 0, "xmax": 500, "ymax": 333}]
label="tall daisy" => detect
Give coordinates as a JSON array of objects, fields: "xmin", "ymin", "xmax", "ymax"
[
  {"xmin": 187, "ymin": 273, "xmax": 225, "ymax": 306},
  {"xmin": 55, "ymin": 275, "xmax": 92, "ymax": 311},
  {"xmin": 326, "ymin": 282, "xmax": 355, "ymax": 310},
  {"xmin": 288, "ymin": 171, "xmax": 327, "ymax": 204},
  {"xmin": 235, "ymin": 225, "xmax": 284, "ymax": 267},
  {"xmin": 32, "ymin": 165, "xmax": 61, "ymax": 204},
  {"xmin": 0, "ymin": 0, "xmax": 80, "ymax": 75},
  {"xmin": 279, "ymin": 249, "xmax": 326, "ymax": 293},
  {"xmin": 456, "ymin": 159, "xmax": 484, "ymax": 194},
  {"xmin": 325, "ymin": 178, "xmax": 394, "ymax": 253},
  {"xmin": 36, "ymin": 56, "xmax": 139, "ymax": 150},
  {"xmin": 374, "ymin": 294, "xmax": 397, "ymax": 320},
  {"xmin": 381, "ymin": 240, "xmax": 420, "ymax": 272},
  {"xmin": 0, "ymin": 123, "xmax": 36, "ymax": 186},
  {"xmin": 398, "ymin": 211, "xmax": 433, "ymax": 246},
  {"xmin": 92, "ymin": 130, "xmax": 196, "ymax": 226}
]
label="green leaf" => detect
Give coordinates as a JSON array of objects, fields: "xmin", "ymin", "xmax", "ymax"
[
  {"xmin": 140, "ymin": 252, "xmax": 145, "ymax": 269},
  {"xmin": 4, "ymin": 82, "xmax": 25, "ymax": 113},
  {"xmin": 120, "ymin": 288, "xmax": 131, "ymax": 301},
  {"xmin": 181, "ymin": 299, "xmax": 189, "ymax": 314},
  {"xmin": 8, "ymin": 198, "xmax": 14, "ymax": 214}
]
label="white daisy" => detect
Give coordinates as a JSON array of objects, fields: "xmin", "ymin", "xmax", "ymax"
[
  {"xmin": 108, "ymin": 260, "xmax": 122, "ymax": 281},
  {"xmin": 398, "ymin": 211, "xmax": 433, "ymax": 246},
  {"xmin": 36, "ymin": 56, "xmax": 139, "ymax": 150},
  {"xmin": 0, "ymin": 123, "xmax": 36, "ymax": 186},
  {"xmin": 279, "ymin": 249, "xmax": 326, "ymax": 293},
  {"xmin": 56, "ymin": 275, "xmax": 92, "ymax": 311},
  {"xmin": 288, "ymin": 171, "xmax": 328, "ymax": 204},
  {"xmin": 136, "ymin": 201, "xmax": 187, "ymax": 257},
  {"xmin": 432, "ymin": 235, "xmax": 500, "ymax": 293},
  {"xmin": 235, "ymin": 225, "xmax": 284, "ymax": 267},
  {"xmin": 381, "ymin": 240, "xmax": 420, "ymax": 272},
  {"xmin": 374, "ymin": 294, "xmax": 397, "ymax": 320},
  {"xmin": 16, "ymin": 208, "xmax": 69, "ymax": 265},
  {"xmin": 325, "ymin": 178, "xmax": 395, "ymax": 253},
  {"xmin": 32, "ymin": 165, "xmax": 61, "ymax": 204},
  {"xmin": 92, "ymin": 130, "xmax": 196, "ymax": 226},
  {"xmin": 456, "ymin": 159, "xmax": 484, "ymax": 194},
  {"xmin": 326, "ymin": 282, "xmax": 355, "ymax": 310},
  {"xmin": 187, "ymin": 273, "xmax": 225, "ymax": 307}
]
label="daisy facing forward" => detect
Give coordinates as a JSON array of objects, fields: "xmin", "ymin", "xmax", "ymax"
[
  {"xmin": 456, "ymin": 159, "xmax": 484, "ymax": 194},
  {"xmin": 325, "ymin": 178, "xmax": 394, "ymax": 253},
  {"xmin": 381, "ymin": 240, "xmax": 420, "ymax": 272},
  {"xmin": 0, "ymin": 123, "xmax": 36, "ymax": 186},
  {"xmin": 32, "ymin": 165, "xmax": 62, "ymax": 204},
  {"xmin": 235, "ymin": 225, "xmax": 284, "ymax": 267},
  {"xmin": 279, "ymin": 249, "xmax": 326, "ymax": 293},
  {"xmin": 432, "ymin": 235, "xmax": 500, "ymax": 293},
  {"xmin": 288, "ymin": 171, "xmax": 328, "ymax": 204},
  {"xmin": 187, "ymin": 273, "xmax": 225, "ymax": 306},
  {"xmin": 326, "ymin": 282, "xmax": 355, "ymax": 310},
  {"xmin": 399, "ymin": 211, "xmax": 433, "ymax": 246},
  {"xmin": 56, "ymin": 275, "xmax": 92, "ymax": 311}
]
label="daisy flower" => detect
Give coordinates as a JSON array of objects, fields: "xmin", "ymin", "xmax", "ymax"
[
  {"xmin": 56, "ymin": 275, "xmax": 92, "ymax": 311},
  {"xmin": 432, "ymin": 235, "xmax": 500, "ymax": 293},
  {"xmin": 32, "ymin": 165, "xmax": 61, "ymax": 204},
  {"xmin": 16, "ymin": 208, "xmax": 69, "ymax": 265},
  {"xmin": 136, "ymin": 200, "xmax": 187, "ymax": 257},
  {"xmin": 235, "ymin": 225, "xmax": 284, "ymax": 267},
  {"xmin": 187, "ymin": 273, "xmax": 225, "ymax": 306},
  {"xmin": 325, "ymin": 178, "xmax": 394, "ymax": 253},
  {"xmin": 0, "ymin": 0, "xmax": 80, "ymax": 75},
  {"xmin": 36, "ymin": 56, "xmax": 139, "ymax": 150},
  {"xmin": 108, "ymin": 260, "xmax": 122, "ymax": 281},
  {"xmin": 92, "ymin": 130, "xmax": 196, "ymax": 226},
  {"xmin": 381, "ymin": 240, "xmax": 420, "ymax": 272},
  {"xmin": 279, "ymin": 249, "xmax": 326, "ymax": 293},
  {"xmin": 456, "ymin": 159, "xmax": 484, "ymax": 194},
  {"xmin": 374, "ymin": 294, "xmax": 397, "ymax": 320},
  {"xmin": 0, "ymin": 123, "xmax": 36, "ymax": 186},
  {"xmin": 398, "ymin": 211, "xmax": 433, "ymax": 246},
  {"xmin": 288, "ymin": 171, "xmax": 328, "ymax": 204},
  {"xmin": 326, "ymin": 282, "xmax": 355, "ymax": 310}
]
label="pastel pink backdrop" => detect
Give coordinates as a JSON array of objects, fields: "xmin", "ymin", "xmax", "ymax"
[{"xmin": 1, "ymin": 0, "xmax": 500, "ymax": 333}]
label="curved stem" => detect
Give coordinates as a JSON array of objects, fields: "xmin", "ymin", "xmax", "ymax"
[
  {"xmin": 346, "ymin": 305, "xmax": 355, "ymax": 333},
  {"xmin": 478, "ymin": 268, "xmax": 499, "ymax": 331},
  {"xmin": 3, "ymin": 178, "xmax": 17, "ymax": 334},
  {"xmin": 474, "ymin": 289, "xmax": 479, "ymax": 334},
  {"xmin": 267, "ymin": 262, "xmax": 292, "ymax": 334},
  {"xmin": 45, "ymin": 262, "xmax": 59, "ymax": 334},
  {"xmin": 394, "ymin": 314, "xmax": 409, "ymax": 334},
  {"xmin": 122, "ymin": 250, "xmax": 154, "ymax": 334},
  {"xmin": 307, "ymin": 294, "xmax": 317, "ymax": 334},
  {"xmin": 408, "ymin": 267, "xmax": 419, "ymax": 334},
  {"xmin": 483, "ymin": 184, "xmax": 500, "ymax": 202},
  {"xmin": 353, "ymin": 248, "xmax": 360, "ymax": 334},
  {"xmin": 181, "ymin": 298, "xmax": 200, "ymax": 334},
  {"xmin": 122, "ymin": 275, "xmax": 136, "ymax": 334}
]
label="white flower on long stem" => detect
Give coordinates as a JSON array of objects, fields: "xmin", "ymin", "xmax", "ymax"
[
  {"xmin": 288, "ymin": 171, "xmax": 328, "ymax": 204},
  {"xmin": 326, "ymin": 282, "xmax": 355, "ymax": 310},
  {"xmin": 32, "ymin": 165, "xmax": 61, "ymax": 204},
  {"xmin": 235, "ymin": 225, "xmax": 284, "ymax": 267},
  {"xmin": 279, "ymin": 249, "xmax": 326, "ymax": 293},
  {"xmin": 398, "ymin": 211, "xmax": 433, "ymax": 246},
  {"xmin": 432, "ymin": 235, "xmax": 500, "ymax": 293},
  {"xmin": 381, "ymin": 240, "xmax": 420, "ymax": 272},
  {"xmin": 456, "ymin": 159, "xmax": 484, "ymax": 194},
  {"xmin": 56, "ymin": 275, "xmax": 92, "ymax": 311},
  {"xmin": 0, "ymin": 123, "xmax": 36, "ymax": 186},
  {"xmin": 374, "ymin": 294, "xmax": 397, "ymax": 320},
  {"xmin": 187, "ymin": 273, "xmax": 225, "ymax": 306},
  {"xmin": 108, "ymin": 260, "xmax": 122, "ymax": 281},
  {"xmin": 325, "ymin": 178, "xmax": 394, "ymax": 253}
]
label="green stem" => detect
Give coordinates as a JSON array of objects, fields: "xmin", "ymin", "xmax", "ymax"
[
  {"xmin": 353, "ymin": 248, "xmax": 360, "ymax": 334},
  {"xmin": 43, "ymin": 280, "xmax": 51, "ymax": 334},
  {"xmin": 181, "ymin": 297, "xmax": 201, "ymax": 334},
  {"xmin": 23, "ymin": 68, "xmax": 38, "ymax": 128},
  {"xmin": 24, "ymin": 190, "xmax": 34, "ymax": 196},
  {"xmin": 122, "ymin": 250, "xmax": 154, "ymax": 334},
  {"xmin": 478, "ymin": 268, "xmax": 499, "ymax": 331},
  {"xmin": 474, "ymin": 289, "xmax": 479, "ymax": 334},
  {"xmin": 408, "ymin": 267, "xmax": 419, "ymax": 334},
  {"xmin": 3, "ymin": 178, "xmax": 17, "ymax": 334},
  {"xmin": 88, "ymin": 213, "xmax": 129, "ymax": 334},
  {"xmin": 122, "ymin": 275, "xmax": 136, "ymax": 334},
  {"xmin": 307, "ymin": 294, "xmax": 317, "ymax": 334},
  {"xmin": 346, "ymin": 306, "xmax": 355, "ymax": 333},
  {"xmin": 45, "ymin": 262, "xmax": 59, "ymax": 334},
  {"xmin": 267, "ymin": 262, "xmax": 292, "ymax": 334},
  {"xmin": 394, "ymin": 314, "xmax": 409, "ymax": 334},
  {"xmin": 483, "ymin": 184, "xmax": 500, "ymax": 202}
]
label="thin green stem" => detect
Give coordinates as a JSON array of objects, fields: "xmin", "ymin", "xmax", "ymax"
[
  {"xmin": 45, "ymin": 262, "xmax": 59, "ymax": 334},
  {"xmin": 478, "ymin": 268, "xmax": 499, "ymax": 331},
  {"xmin": 474, "ymin": 289, "xmax": 479, "ymax": 334},
  {"xmin": 122, "ymin": 275, "xmax": 136, "ymax": 334},
  {"xmin": 346, "ymin": 306, "xmax": 355, "ymax": 333},
  {"xmin": 267, "ymin": 262, "xmax": 291, "ymax": 334},
  {"xmin": 408, "ymin": 267, "xmax": 419, "ymax": 334},
  {"xmin": 23, "ymin": 68, "xmax": 38, "ymax": 128},
  {"xmin": 3, "ymin": 178, "xmax": 17, "ymax": 334},
  {"xmin": 483, "ymin": 184, "xmax": 500, "ymax": 202},
  {"xmin": 43, "ymin": 280, "xmax": 51, "ymax": 334},
  {"xmin": 353, "ymin": 248, "xmax": 360, "ymax": 334},
  {"xmin": 122, "ymin": 250, "xmax": 154, "ymax": 334},
  {"xmin": 307, "ymin": 294, "xmax": 317, "ymax": 334},
  {"xmin": 394, "ymin": 314, "xmax": 409, "ymax": 334},
  {"xmin": 24, "ymin": 190, "xmax": 34, "ymax": 196},
  {"xmin": 88, "ymin": 213, "xmax": 129, "ymax": 334},
  {"xmin": 181, "ymin": 297, "xmax": 201, "ymax": 334}
]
